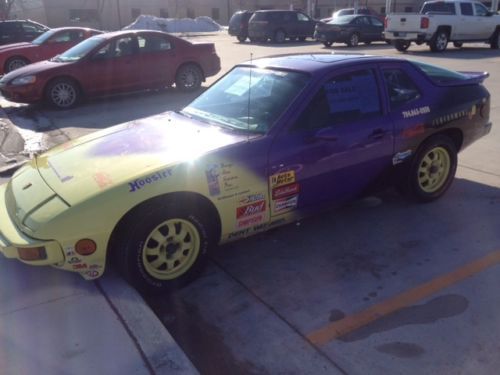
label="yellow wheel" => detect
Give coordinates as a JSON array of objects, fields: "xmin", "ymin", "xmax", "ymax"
[
  {"xmin": 401, "ymin": 135, "xmax": 457, "ymax": 202},
  {"xmin": 115, "ymin": 201, "xmax": 214, "ymax": 293}
]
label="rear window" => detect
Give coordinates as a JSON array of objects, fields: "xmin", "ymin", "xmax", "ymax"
[
  {"xmin": 421, "ymin": 2, "xmax": 456, "ymax": 14},
  {"xmin": 229, "ymin": 13, "xmax": 243, "ymax": 26},
  {"xmin": 412, "ymin": 61, "xmax": 468, "ymax": 83}
]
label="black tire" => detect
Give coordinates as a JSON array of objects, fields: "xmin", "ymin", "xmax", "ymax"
[
  {"xmin": 175, "ymin": 64, "xmax": 203, "ymax": 91},
  {"xmin": 45, "ymin": 78, "xmax": 80, "ymax": 109},
  {"xmin": 364, "ymin": 41, "xmax": 372, "ymax": 45},
  {"xmin": 323, "ymin": 41, "xmax": 333, "ymax": 47},
  {"xmin": 394, "ymin": 40, "xmax": 411, "ymax": 52},
  {"xmin": 298, "ymin": 36, "xmax": 306, "ymax": 42},
  {"xmin": 398, "ymin": 135, "xmax": 457, "ymax": 203},
  {"xmin": 249, "ymin": 37, "xmax": 257, "ymax": 43},
  {"xmin": 115, "ymin": 202, "xmax": 214, "ymax": 294},
  {"xmin": 490, "ymin": 30, "xmax": 500, "ymax": 49},
  {"xmin": 237, "ymin": 34, "xmax": 247, "ymax": 42},
  {"xmin": 346, "ymin": 32, "xmax": 360, "ymax": 47},
  {"xmin": 5, "ymin": 56, "xmax": 29, "ymax": 73},
  {"xmin": 453, "ymin": 41, "xmax": 463, "ymax": 48},
  {"xmin": 430, "ymin": 30, "xmax": 449, "ymax": 52},
  {"xmin": 273, "ymin": 29, "xmax": 286, "ymax": 43}
]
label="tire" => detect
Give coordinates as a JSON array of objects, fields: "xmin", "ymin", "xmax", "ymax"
[
  {"xmin": 249, "ymin": 37, "xmax": 257, "ymax": 43},
  {"xmin": 399, "ymin": 135, "xmax": 457, "ymax": 203},
  {"xmin": 237, "ymin": 34, "xmax": 247, "ymax": 42},
  {"xmin": 175, "ymin": 64, "xmax": 203, "ymax": 91},
  {"xmin": 430, "ymin": 30, "xmax": 449, "ymax": 52},
  {"xmin": 45, "ymin": 78, "xmax": 80, "ymax": 109},
  {"xmin": 5, "ymin": 56, "xmax": 29, "ymax": 73},
  {"xmin": 394, "ymin": 40, "xmax": 410, "ymax": 52},
  {"xmin": 323, "ymin": 41, "xmax": 333, "ymax": 47},
  {"xmin": 115, "ymin": 202, "xmax": 214, "ymax": 294},
  {"xmin": 346, "ymin": 32, "xmax": 360, "ymax": 47},
  {"xmin": 298, "ymin": 36, "xmax": 306, "ymax": 42},
  {"xmin": 364, "ymin": 41, "xmax": 372, "ymax": 45},
  {"xmin": 453, "ymin": 41, "xmax": 463, "ymax": 48},
  {"xmin": 490, "ymin": 30, "xmax": 499, "ymax": 49},
  {"xmin": 273, "ymin": 29, "xmax": 286, "ymax": 43}
]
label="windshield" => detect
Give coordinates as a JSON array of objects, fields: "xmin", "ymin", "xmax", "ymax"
[
  {"xmin": 52, "ymin": 36, "xmax": 104, "ymax": 62},
  {"xmin": 31, "ymin": 29, "xmax": 56, "ymax": 45},
  {"xmin": 183, "ymin": 67, "xmax": 309, "ymax": 133}
]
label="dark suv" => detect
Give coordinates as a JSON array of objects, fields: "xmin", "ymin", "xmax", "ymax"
[
  {"xmin": 0, "ymin": 20, "xmax": 49, "ymax": 45},
  {"xmin": 248, "ymin": 10, "xmax": 316, "ymax": 43},
  {"xmin": 228, "ymin": 10, "xmax": 254, "ymax": 42}
]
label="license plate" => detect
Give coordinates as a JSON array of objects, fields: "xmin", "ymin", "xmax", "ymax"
[{"xmin": 394, "ymin": 32, "xmax": 406, "ymax": 37}]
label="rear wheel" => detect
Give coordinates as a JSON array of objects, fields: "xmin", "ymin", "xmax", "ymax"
[
  {"xmin": 453, "ymin": 41, "xmax": 463, "ymax": 48},
  {"xmin": 5, "ymin": 56, "xmax": 29, "ymax": 73},
  {"xmin": 45, "ymin": 78, "xmax": 80, "ymax": 109},
  {"xmin": 114, "ymin": 203, "xmax": 214, "ymax": 294},
  {"xmin": 237, "ymin": 34, "xmax": 247, "ymax": 42},
  {"xmin": 430, "ymin": 30, "xmax": 449, "ymax": 52},
  {"xmin": 175, "ymin": 64, "xmax": 203, "ymax": 91},
  {"xmin": 490, "ymin": 30, "xmax": 500, "ymax": 49},
  {"xmin": 346, "ymin": 32, "xmax": 360, "ymax": 47},
  {"xmin": 273, "ymin": 29, "xmax": 286, "ymax": 43},
  {"xmin": 364, "ymin": 41, "xmax": 372, "ymax": 45},
  {"xmin": 323, "ymin": 41, "xmax": 333, "ymax": 47},
  {"xmin": 298, "ymin": 36, "xmax": 306, "ymax": 42},
  {"xmin": 394, "ymin": 40, "xmax": 410, "ymax": 51},
  {"xmin": 399, "ymin": 135, "xmax": 457, "ymax": 203}
]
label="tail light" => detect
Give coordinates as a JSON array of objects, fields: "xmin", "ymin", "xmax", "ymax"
[
  {"xmin": 420, "ymin": 17, "xmax": 429, "ymax": 29},
  {"xmin": 18, "ymin": 246, "xmax": 47, "ymax": 261}
]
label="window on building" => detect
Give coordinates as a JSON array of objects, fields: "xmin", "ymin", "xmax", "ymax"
[
  {"xmin": 131, "ymin": 8, "xmax": 141, "ymax": 20},
  {"xmin": 187, "ymin": 8, "xmax": 195, "ymax": 18},
  {"xmin": 69, "ymin": 9, "xmax": 99, "ymax": 22},
  {"xmin": 211, "ymin": 8, "xmax": 220, "ymax": 20},
  {"xmin": 380, "ymin": 7, "xmax": 386, "ymax": 14},
  {"xmin": 160, "ymin": 8, "xmax": 168, "ymax": 18},
  {"xmin": 404, "ymin": 6, "xmax": 413, "ymax": 12}
]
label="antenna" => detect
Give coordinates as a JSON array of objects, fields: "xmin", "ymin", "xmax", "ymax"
[{"xmin": 247, "ymin": 53, "xmax": 253, "ymax": 138}]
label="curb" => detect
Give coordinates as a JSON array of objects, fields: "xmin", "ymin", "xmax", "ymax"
[{"xmin": 97, "ymin": 271, "xmax": 199, "ymax": 375}]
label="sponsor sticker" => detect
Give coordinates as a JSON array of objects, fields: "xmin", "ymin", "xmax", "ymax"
[
  {"xmin": 239, "ymin": 192, "xmax": 265, "ymax": 205},
  {"xmin": 94, "ymin": 172, "xmax": 113, "ymax": 189},
  {"xmin": 72, "ymin": 263, "xmax": 87, "ymax": 270},
  {"xmin": 272, "ymin": 183, "xmax": 300, "ymax": 200},
  {"xmin": 237, "ymin": 213, "xmax": 265, "ymax": 228},
  {"xmin": 67, "ymin": 257, "xmax": 81, "ymax": 265},
  {"xmin": 402, "ymin": 106, "xmax": 430, "ymax": 119},
  {"xmin": 84, "ymin": 270, "xmax": 100, "ymax": 278},
  {"xmin": 128, "ymin": 168, "xmax": 173, "ymax": 192},
  {"xmin": 270, "ymin": 171, "xmax": 295, "ymax": 188},
  {"xmin": 273, "ymin": 195, "xmax": 298, "ymax": 213},
  {"xmin": 236, "ymin": 200, "xmax": 266, "ymax": 219},
  {"xmin": 392, "ymin": 149, "xmax": 413, "ymax": 165}
]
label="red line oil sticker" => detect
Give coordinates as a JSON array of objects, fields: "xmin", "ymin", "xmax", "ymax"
[
  {"xmin": 273, "ymin": 195, "xmax": 298, "ymax": 213},
  {"xmin": 272, "ymin": 183, "xmax": 300, "ymax": 200},
  {"xmin": 270, "ymin": 171, "xmax": 295, "ymax": 188}
]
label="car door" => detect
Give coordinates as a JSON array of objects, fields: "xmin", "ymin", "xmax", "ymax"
[
  {"xmin": 458, "ymin": 2, "xmax": 475, "ymax": 40},
  {"xmin": 84, "ymin": 35, "xmax": 140, "ymax": 94},
  {"xmin": 296, "ymin": 12, "xmax": 315, "ymax": 37},
  {"xmin": 267, "ymin": 66, "xmax": 394, "ymax": 215},
  {"xmin": 368, "ymin": 16, "xmax": 384, "ymax": 41},
  {"xmin": 472, "ymin": 2, "xmax": 494, "ymax": 39},
  {"xmin": 137, "ymin": 33, "xmax": 177, "ymax": 87}
]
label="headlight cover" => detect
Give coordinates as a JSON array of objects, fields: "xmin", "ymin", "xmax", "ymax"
[{"xmin": 11, "ymin": 75, "xmax": 36, "ymax": 86}]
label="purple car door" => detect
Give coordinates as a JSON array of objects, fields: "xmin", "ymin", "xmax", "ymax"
[{"xmin": 268, "ymin": 66, "xmax": 394, "ymax": 213}]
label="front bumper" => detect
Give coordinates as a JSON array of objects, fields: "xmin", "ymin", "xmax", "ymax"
[
  {"xmin": 0, "ymin": 182, "xmax": 64, "ymax": 265},
  {"xmin": 0, "ymin": 82, "xmax": 42, "ymax": 103}
]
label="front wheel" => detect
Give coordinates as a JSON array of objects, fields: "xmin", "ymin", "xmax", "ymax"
[
  {"xmin": 273, "ymin": 29, "xmax": 286, "ymax": 43},
  {"xmin": 323, "ymin": 41, "xmax": 333, "ymax": 47},
  {"xmin": 45, "ymin": 78, "xmax": 80, "ymax": 109},
  {"xmin": 399, "ymin": 135, "xmax": 457, "ymax": 203},
  {"xmin": 237, "ymin": 34, "xmax": 247, "ymax": 42},
  {"xmin": 115, "ymin": 203, "xmax": 214, "ymax": 293},
  {"xmin": 346, "ymin": 33, "xmax": 360, "ymax": 47},
  {"xmin": 5, "ymin": 56, "xmax": 29, "ymax": 73},
  {"xmin": 490, "ymin": 30, "xmax": 500, "ymax": 49},
  {"xmin": 394, "ymin": 40, "xmax": 410, "ymax": 52},
  {"xmin": 453, "ymin": 41, "xmax": 463, "ymax": 48},
  {"xmin": 175, "ymin": 64, "xmax": 203, "ymax": 91},
  {"xmin": 430, "ymin": 30, "xmax": 449, "ymax": 52}
]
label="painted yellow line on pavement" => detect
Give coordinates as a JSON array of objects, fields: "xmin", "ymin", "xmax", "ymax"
[{"xmin": 307, "ymin": 249, "xmax": 500, "ymax": 346}]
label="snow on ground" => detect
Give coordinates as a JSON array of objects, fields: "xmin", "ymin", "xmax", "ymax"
[{"xmin": 123, "ymin": 15, "xmax": 223, "ymax": 33}]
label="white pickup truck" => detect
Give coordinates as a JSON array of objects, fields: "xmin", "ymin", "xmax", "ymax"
[{"xmin": 384, "ymin": 0, "xmax": 500, "ymax": 52}]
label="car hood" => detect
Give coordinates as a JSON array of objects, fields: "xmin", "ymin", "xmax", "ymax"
[
  {"xmin": 1, "ymin": 59, "xmax": 68, "ymax": 82},
  {"xmin": 34, "ymin": 111, "xmax": 250, "ymax": 205}
]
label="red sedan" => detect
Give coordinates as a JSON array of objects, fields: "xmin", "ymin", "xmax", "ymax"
[
  {"xmin": 0, "ymin": 30, "xmax": 221, "ymax": 109},
  {"xmin": 0, "ymin": 27, "xmax": 102, "ymax": 75}
]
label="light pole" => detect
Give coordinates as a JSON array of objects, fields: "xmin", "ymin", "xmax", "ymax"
[{"xmin": 116, "ymin": 0, "xmax": 122, "ymax": 29}]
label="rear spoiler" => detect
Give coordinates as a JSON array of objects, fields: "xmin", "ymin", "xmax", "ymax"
[{"xmin": 438, "ymin": 71, "xmax": 489, "ymax": 86}]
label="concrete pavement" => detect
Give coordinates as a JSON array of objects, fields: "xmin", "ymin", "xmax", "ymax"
[{"xmin": 0, "ymin": 108, "xmax": 198, "ymax": 374}]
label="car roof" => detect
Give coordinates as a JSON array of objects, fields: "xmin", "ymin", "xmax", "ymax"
[
  {"xmin": 45, "ymin": 26, "xmax": 102, "ymax": 33},
  {"xmin": 97, "ymin": 29, "xmax": 171, "ymax": 39},
  {"xmin": 241, "ymin": 53, "xmax": 406, "ymax": 74}
]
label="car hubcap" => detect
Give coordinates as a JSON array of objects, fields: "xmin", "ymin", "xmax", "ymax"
[
  {"xmin": 437, "ymin": 34, "xmax": 447, "ymax": 49},
  {"xmin": 142, "ymin": 218, "xmax": 200, "ymax": 280},
  {"xmin": 181, "ymin": 69, "xmax": 198, "ymax": 88},
  {"xmin": 51, "ymin": 83, "xmax": 76, "ymax": 107},
  {"xmin": 351, "ymin": 35, "xmax": 358, "ymax": 46},
  {"xmin": 418, "ymin": 147, "xmax": 450, "ymax": 193},
  {"xmin": 8, "ymin": 60, "xmax": 26, "ymax": 71}
]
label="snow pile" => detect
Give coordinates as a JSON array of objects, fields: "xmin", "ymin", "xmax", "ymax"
[{"xmin": 123, "ymin": 15, "xmax": 223, "ymax": 33}]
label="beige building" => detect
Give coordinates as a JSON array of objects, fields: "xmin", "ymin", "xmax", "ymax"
[{"xmin": 9, "ymin": 0, "xmax": 427, "ymax": 30}]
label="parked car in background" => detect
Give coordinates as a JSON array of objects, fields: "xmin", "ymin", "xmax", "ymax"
[
  {"xmin": 0, "ymin": 53, "xmax": 491, "ymax": 293},
  {"xmin": 0, "ymin": 20, "xmax": 49, "ymax": 46},
  {"xmin": 0, "ymin": 27, "xmax": 102, "ymax": 75},
  {"xmin": 322, "ymin": 7, "xmax": 384, "ymax": 22},
  {"xmin": 228, "ymin": 10, "xmax": 254, "ymax": 42},
  {"xmin": 315, "ymin": 15, "xmax": 385, "ymax": 47},
  {"xmin": 0, "ymin": 30, "xmax": 221, "ymax": 109},
  {"xmin": 248, "ymin": 10, "xmax": 317, "ymax": 43}
]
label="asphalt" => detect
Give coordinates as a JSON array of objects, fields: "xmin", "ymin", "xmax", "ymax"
[{"xmin": 0, "ymin": 109, "xmax": 198, "ymax": 374}]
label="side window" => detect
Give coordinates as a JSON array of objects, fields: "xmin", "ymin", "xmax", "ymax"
[
  {"xmin": 114, "ymin": 36, "xmax": 136, "ymax": 57},
  {"xmin": 297, "ymin": 13, "xmax": 310, "ymax": 21},
  {"xmin": 460, "ymin": 2, "xmax": 473, "ymax": 16},
  {"xmin": 296, "ymin": 69, "xmax": 381, "ymax": 130},
  {"xmin": 48, "ymin": 31, "xmax": 72, "ymax": 43},
  {"xmin": 137, "ymin": 35, "xmax": 171, "ymax": 53},
  {"xmin": 383, "ymin": 69, "xmax": 421, "ymax": 107},
  {"xmin": 474, "ymin": 3, "xmax": 488, "ymax": 16},
  {"xmin": 370, "ymin": 17, "xmax": 384, "ymax": 27},
  {"xmin": 21, "ymin": 22, "xmax": 38, "ymax": 33}
]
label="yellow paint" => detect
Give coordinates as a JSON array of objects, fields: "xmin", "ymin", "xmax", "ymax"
[{"xmin": 307, "ymin": 250, "xmax": 500, "ymax": 346}]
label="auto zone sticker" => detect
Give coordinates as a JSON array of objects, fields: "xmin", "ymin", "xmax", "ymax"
[{"xmin": 270, "ymin": 171, "xmax": 295, "ymax": 188}]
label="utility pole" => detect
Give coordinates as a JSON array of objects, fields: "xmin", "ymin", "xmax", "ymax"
[{"xmin": 116, "ymin": 0, "xmax": 122, "ymax": 29}]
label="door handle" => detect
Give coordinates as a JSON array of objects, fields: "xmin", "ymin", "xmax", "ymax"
[{"xmin": 369, "ymin": 128, "xmax": 388, "ymax": 140}]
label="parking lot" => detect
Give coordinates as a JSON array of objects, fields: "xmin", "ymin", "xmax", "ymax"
[{"xmin": 1, "ymin": 34, "xmax": 500, "ymax": 374}]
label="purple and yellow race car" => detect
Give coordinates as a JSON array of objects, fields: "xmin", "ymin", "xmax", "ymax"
[{"xmin": 0, "ymin": 54, "xmax": 492, "ymax": 293}]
